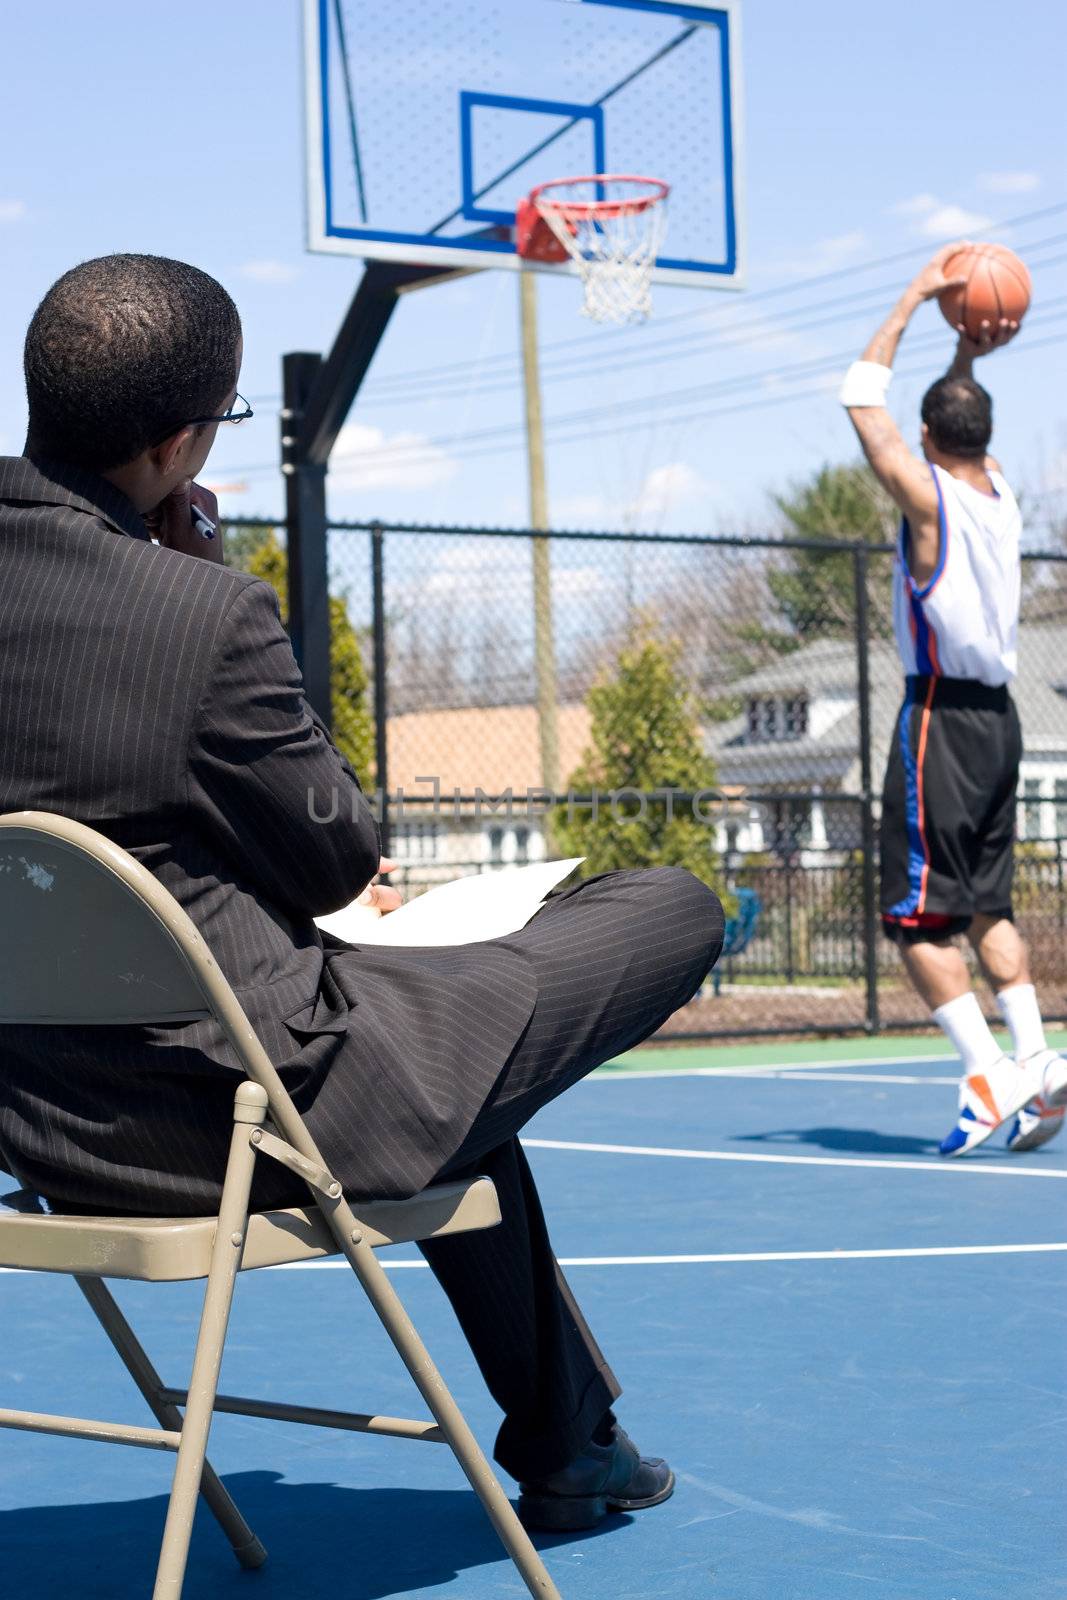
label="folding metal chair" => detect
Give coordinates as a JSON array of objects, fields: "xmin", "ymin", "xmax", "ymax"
[{"xmin": 0, "ymin": 811, "xmax": 559, "ymax": 1599}]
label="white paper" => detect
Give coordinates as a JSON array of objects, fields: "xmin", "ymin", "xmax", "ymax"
[{"xmin": 315, "ymin": 858, "xmax": 584, "ymax": 947}]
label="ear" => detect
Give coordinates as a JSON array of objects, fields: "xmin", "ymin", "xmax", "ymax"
[{"xmin": 150, "ymin": 425, "xmax": 199, "ymax": 478}]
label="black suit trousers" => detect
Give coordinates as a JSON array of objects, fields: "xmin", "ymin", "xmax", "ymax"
[{"xmin": 418, "ymin": 867, "xmax": 724, "ymax": 1480}]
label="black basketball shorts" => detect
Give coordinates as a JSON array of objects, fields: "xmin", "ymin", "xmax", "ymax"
[{"xmin": 880, "ymin": 675, "xmax": 1022, "ymax": 944}]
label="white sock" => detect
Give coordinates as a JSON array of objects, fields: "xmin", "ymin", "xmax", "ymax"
[
  {"xmin": 932, "ymin": 992, "xmax": 1006, "ymax": 1076},
  {"xmin": 995, "ymin": 982, "xmax": 1048, "ymax": 1062}
]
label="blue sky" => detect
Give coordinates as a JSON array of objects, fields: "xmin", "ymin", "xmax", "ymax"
[{"xmin": 1, "ymin": 0, "xmax": 1064, "ymax": 539}]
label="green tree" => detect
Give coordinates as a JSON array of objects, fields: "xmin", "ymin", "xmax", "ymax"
[
  {"xmin": 768, "ymin": 461, "xmax": 898, "ymax": 640},
  {"xmin": 224, "ymin": 524, "xmax": 375, "ymax": 779},
  {"xmin": 552, "ymin": 624, "xmax": 729, "ymax": 900}
]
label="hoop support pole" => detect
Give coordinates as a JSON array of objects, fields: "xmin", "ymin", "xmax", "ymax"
[
  {"xmin": 519, "ymin": 272, "xmax": 560, "ymax": 795},
  {"xmin": 281, "ymin": 259, "xmax": 481, "ymax": 724}
]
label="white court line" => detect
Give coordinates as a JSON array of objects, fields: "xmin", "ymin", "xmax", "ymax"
[
  {"xmin": 681, "ymin": 1071, "xmax": 960, "ymax": 1085},
  {"xmin": 639, "ymin": 1075, "xmax": 966, "ymax": 1088},
  {"xmin": 257, "ymin": 1242, "xmax": 1067, "ymax": 1270},
  {"xmin": 521, "ymin": 1136, "xmax": 1067, "ymax": 1178},
  {"xmin": 5, "ymin": 1242, "xmax": 1066, "ymax": 1277},
  {"xmin": 595, "ymin": 1053, "xmax": 956, "ymax": 1081}
]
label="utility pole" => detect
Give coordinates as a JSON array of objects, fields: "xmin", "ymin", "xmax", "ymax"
[{"xmin": 519, "ymin": 269, "xmax": 560, "ymax": 795}]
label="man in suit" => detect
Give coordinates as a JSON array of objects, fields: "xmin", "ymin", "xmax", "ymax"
[{"xmin": 0, "ymin": 255, "xmax": 724, "ymax": 1530}]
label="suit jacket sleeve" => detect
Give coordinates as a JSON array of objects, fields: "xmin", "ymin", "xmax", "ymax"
[{"xmin": 187, "ymin": 577, "xmax": 381, "ymax": 916}]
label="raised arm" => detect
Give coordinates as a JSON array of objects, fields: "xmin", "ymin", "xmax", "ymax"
[{"xmin": 840, "ymin": 246, "xmax": 972, "ymax": 557}]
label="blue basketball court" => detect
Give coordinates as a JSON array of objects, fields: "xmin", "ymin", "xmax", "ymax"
[{"xmin": 2, "ymin": 1038, "xmax": 1065, "ymax": 1599}]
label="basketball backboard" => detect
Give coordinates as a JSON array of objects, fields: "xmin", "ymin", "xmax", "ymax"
[{"xmin": 303, "ymin": 0, "xmax": 744, "ymax": 289}]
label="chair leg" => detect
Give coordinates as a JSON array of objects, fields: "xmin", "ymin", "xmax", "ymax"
[
  {"xmin": 153, "ymin": 1083, "xmax": 269, "ymax": 1600},
  {"xmin": 74, "ymin": 1275, "xmax": 267, "ymax": 1571},
  {"xmin": 325, "ymin": 1200, "xmax": 562, "ymax": 1600}
]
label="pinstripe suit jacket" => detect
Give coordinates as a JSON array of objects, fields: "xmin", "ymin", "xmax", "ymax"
[{"xmin": 0, "ymin": 458, "xmax": 537, "ymax": 1212}]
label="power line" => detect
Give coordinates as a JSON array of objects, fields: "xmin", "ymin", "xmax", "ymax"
[
  {"xmin": 235, "ymin": 215, "xmax": 1067, "ymax": 416},
  {"xmin": 363, "ymin": 322, "xmax": 1067, "ymax": 468},
  {"xmin": 288, "ymin": 302, "xmax": 1067, "ymax": 459},
  {"xmin": 226, "ymin": 293, "xmax": 1067, "ymax": 480},
  {"xmin": 226, "ymin": 310, "xmax": 1067, "ymax": 480},
  {"xmin": 241, "ymin": 235, "xmax": 1067, "ymax": 415},
  {"xmin": 334, "ymin": 314, "xmax": 1067, "ymax": 467},
  {"xmin": 355, "ymin": 201, "xmax": 1067, "ymax": 393},
  {"xmin": 363, "ymin": 245, "xmax": 1067, "ymax": 404}
]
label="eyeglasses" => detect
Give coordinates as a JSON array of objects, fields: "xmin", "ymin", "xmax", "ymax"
[
  {"xmin": 184, "ymin": 391, "xmax": 254, "ymax": 429},
  {"xmin": 149, "ymin": 392, "xmax": 255, "ymax": 449}
]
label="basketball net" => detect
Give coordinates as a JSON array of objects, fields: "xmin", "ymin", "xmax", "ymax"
[{"xmin": 519, "ymin": 175, "xmax": 670, "ymax": 325}]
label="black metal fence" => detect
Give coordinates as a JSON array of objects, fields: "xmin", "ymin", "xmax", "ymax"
[{"xmin": 226, "ymin": 514, "xmax": 1067, "ymax": 1041}]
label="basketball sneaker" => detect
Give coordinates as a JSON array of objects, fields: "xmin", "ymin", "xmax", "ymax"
[
  {"xmin": 938, "ymin": 1053, "xmax": 1044, "ymax": 1158},
  {"xmin": 1005, "ymin": 1050, "xmax": 1067, "ymax": 1153}
]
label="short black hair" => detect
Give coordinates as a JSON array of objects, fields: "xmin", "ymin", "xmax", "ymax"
[
  {"xmin": 920, "ymin": 375, "xmax": 993, "ymax": 460},
  {"xmin": 24, "ymin": 253, "xmax": 241, "ymax": 471}
]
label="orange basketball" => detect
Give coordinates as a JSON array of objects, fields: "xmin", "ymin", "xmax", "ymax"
[{"xmin": 938, "ymin": 243, "xmax": 1032, "ymax": 340}]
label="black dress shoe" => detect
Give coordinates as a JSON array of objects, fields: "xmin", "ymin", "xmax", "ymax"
[{"xmin": 517, "ymin": 1425, "xmax": 675, "ymax": 1531}]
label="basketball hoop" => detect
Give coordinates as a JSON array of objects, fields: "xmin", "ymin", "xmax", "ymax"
[{"xmin": 516, "ymin": 174, "xmax": 670, "ymax": 324}]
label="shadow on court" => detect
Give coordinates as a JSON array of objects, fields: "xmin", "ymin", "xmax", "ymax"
[
  {"xmin": 0, "ymin": 1470, "xmax": 621, "ymax": 1599},
  {"xmin": 735, "ymin": 1125, "xmax": 943, "ymax": 1156}
]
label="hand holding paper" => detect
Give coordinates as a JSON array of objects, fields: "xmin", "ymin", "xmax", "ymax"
[{"xmin": 316, "ymin": 858, "xmax": 584, "ymax": 947}]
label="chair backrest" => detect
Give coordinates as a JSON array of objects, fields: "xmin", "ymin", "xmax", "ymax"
[
  {"xmin": 0, "ymin": 811, "xmax": 331, "ymax": 1173},
  {"xmin": 0, "ymin": 813, "xmax": 211, "ymax": 1024}
]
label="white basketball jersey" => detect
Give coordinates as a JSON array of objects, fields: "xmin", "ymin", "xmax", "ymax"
[{"xmin": 893, "ymin": 462, "xmax": 1021, "ymax": 687}]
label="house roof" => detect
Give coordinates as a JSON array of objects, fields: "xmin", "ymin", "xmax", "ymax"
[
  {"xmin": 388, "ymin": 702, "xmax": 592, "ymax": 798},
  {"xmin": 707, "ymin": 622, "xmax": 1067, "ymax": 790},
  {"xmin": 717, "ymin": 634, "xmax": 896, "ymax": 697},
  {"xmin": 383, "ymin": 620, "xmax": 1066, "ymax": 804}
]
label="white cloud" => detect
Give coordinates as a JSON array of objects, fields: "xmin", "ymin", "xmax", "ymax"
[
  {"xmin": 979, "ymin": 171, "xmax": 1040, "ymax": 194},
  {"xmin": 774, "ymin": 230, "xmax": 869, "ymax": 278},
  {"xmin": 405, "ymin": 543, "xmax": 608, "ymax": 617},
  {"xmin": 0, "ymin": 199, "xmax": 26, "ymax": 223},
  {"xmin": 890, "ymin": 193, "xmax": 938, "ymax": 217},
  {"xmin": 813, "ymin": 229, "xmax": 868, "ymax": 263},
  {"xmin": 551, "ymin": 491, "xmax": 616, "ymax": 526},
  {"xmin": 554, "ymin": 564, "xmax": 609, "ymax": 601},
  {"xmin": 630, "ymin": 462, "xmax": 709, "ymax": 523},
  {"xmin": 238, "ymin": 259, "xmax": 300, "ymax": 284},
  {"xmin": 329, "ymin": 421, "xmax": 458, "ymax": 492},
  {"xmin": 917, "ymin": 203, "xmax": 993, "ymax": 238},
  {"xmin": 421, "ymin": 544, "xmax": 502, "ymax": 597},
  {"xmin": 716, "ymin": 307, "xmax": 809, "ymax": 354},
  {"xmin": 890, "ymin": 194, "xmax": 994, "ymax": 238},
  {"xmin": 552, "ymin": 462, "xmax": 713, "ymax": 532}
]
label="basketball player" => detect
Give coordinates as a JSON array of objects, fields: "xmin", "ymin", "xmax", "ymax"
[{"xmin": 840, "ymin": 243, "xmax": 1067, "ymax": 1156}]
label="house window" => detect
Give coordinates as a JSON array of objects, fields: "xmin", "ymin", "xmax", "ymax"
[
  {"xmin": 745, "ymin": 695, "xmax": 806, "ymax": 743},
  {"xmin": 746, "ymin": 697, "xmax": 778, "ymax": 741},
  {"xmin": 391, "ymin": 821, "xmax": 442, "ymax": 862},
  {"xmin": 487, "ymin": 826, "xmax": 505, "ymax": 865},
  {"xmin": 784, "ymin": 696, "xmax": 808, "ymax": 738},
  {"xmin": 1055, "ymin": 779, "xmax": 1067, "ymax": 839},
  {"xmin": 514, "ymin": 825, "xmax": 530, "ymax": 864},
  {"xmin": 1022, "ymin": 779, "xmax": 1043, "ymax": 840}
]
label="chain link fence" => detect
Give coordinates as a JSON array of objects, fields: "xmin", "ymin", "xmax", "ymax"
[{"xmin": 259, "ymin": 515, "xmax": 1067, "ymax": 1042}]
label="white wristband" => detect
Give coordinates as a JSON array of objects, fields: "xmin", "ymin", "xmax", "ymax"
[{"xmin": 839, "ymin": 360, "xmax": 893, "ymax": 408}]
